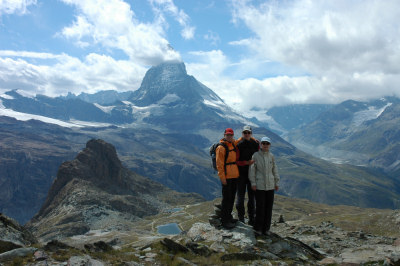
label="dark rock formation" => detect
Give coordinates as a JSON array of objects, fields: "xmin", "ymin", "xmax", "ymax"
[
  {"xmin": 26, "ymin": 139, "xmax": 204, "ymax": 241},
  {"xmin": 0, "ymin": 213, "xmax": 37, "ymax": 251}
]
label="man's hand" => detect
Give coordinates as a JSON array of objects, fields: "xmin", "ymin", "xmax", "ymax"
[
  {"xmin": 251, "ymin": 185, "xmax": 257, "ymax": 191},
  {"xmin": 247, "ymin": 160, "xmax": 255, "ymax": 165},
  {"xmin": 221, "ymin": 179, "xmax": 227, "ymax": 185},
  {"xmin": 275, "ymin": 186, "xmax": 279, "ymax": 191}
]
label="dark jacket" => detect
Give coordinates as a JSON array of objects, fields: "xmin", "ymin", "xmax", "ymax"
[{"xmin": 235, "ymin": 137, "xmax": 259, "ymax": 176}]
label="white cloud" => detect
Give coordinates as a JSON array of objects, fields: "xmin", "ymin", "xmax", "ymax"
[
  {"xmin": 60, "ymin": 0, "xmax": 181, "ymax": 65},
  {"xmin": 150, "ymin": 0, "xmax": 195, "ymax": 40},
  {"xmin": 204, "ymin": 30, "xmax": 220, "ymax": 46},
  {"xmin": 0, "ymin": 50, "xmax": 62, "ymax": 59},
  {"xmin": 224, "ymin": 0, "xmax": 400, "ymax": 109},
  {"xmin": 0, "ymin": 51, "xmax": 146, "ymax": 96},
  {"xmin": 0, "ymin": 0, "xmax": 36, "ymax": 15},
  {"xmin": 187, "ymin": 50, "xmax": 229, "ymax": 81}
]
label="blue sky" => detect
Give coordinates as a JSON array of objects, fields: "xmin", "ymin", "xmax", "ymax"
[{"xmin": 1, "ymin": 0, "xmax": 400, "ymax": 114}]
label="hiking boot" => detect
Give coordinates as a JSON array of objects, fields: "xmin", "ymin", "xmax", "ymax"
[
  {"xmin": 262, "ymin": 231, "xmax": 272, "ymax": 236},
  {"xmin": 222, "ymin": 221, "xmax": 236, "ymax": 229},
  {"xmin": 248, "ymin": 219, "xmax": 255, "ymax": 226},
  {"xmin": 253, "ymin": 230, "xmax": 262, "ymax": 236}
]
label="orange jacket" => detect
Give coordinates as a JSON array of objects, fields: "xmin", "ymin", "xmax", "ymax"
[{"xmin": 216, "ymin": 139, "xmax": 239, "ymax": 182}]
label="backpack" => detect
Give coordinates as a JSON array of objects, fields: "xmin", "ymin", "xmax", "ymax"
[{"xmin": 209, "ymin": 142, "xmax": 237, "ymax": 173}]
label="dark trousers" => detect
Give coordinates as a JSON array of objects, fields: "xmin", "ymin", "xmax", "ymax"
[
  {"xmin": 235, "ymin": 174, "xmax": 255, "ymax": 220},
  {"xmin": 254, "ymin": 189, "xmax": 275, "ymax": 233},
  {"xmin": 221, "ymin": 178, "xmax": 237, "ymax": 224}
]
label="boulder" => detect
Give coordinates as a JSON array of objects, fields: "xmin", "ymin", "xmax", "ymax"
[
  {"xmin": 68, "ymin": 255, "xmax": 105, "ymax": 266},
  {"xmin": 0, "ymin": 240, "xmax": 22, "ymax": 253},
  {"xmin": 220, "ymin": 252, "xmax": 277, "ymax": 262},
  {"xmin": 0, "ymin": 213, "xmax": 37, "ymax": 247},
  {"xmin": 43, "ymin": 239, "xmax": 71, "ymax": 252},
  {"xmin": 84, "ymin": 241, "xmax": 113, "ymax": 252},
  {"xmin": 160, "ymin": 238, "xmax": 189, "ymax": 253},
  {"xmin": 187, "ymin": 222, "xmax": 256, "ymax": 248},
  {"xmin": 0, "ymin": 247, "xmax": 37, "ymax": 262},
  {"xmin": 186, "ymin": 242, "xmax": 212, "ymax": 257}
]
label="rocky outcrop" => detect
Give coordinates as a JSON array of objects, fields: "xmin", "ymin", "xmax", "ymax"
[
  {"xmin": 0, "ymin": 213, "xmax": 37, "ymax": 253},
  {"xmin": 26, "ymin": 139, "xmax": 204, "ymax": 241},
  {"xmin": 0, "ymin": 213, "xmax": 38, "ymax": 262}
]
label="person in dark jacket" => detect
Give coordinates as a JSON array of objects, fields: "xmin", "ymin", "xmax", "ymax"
[{"xmin": 235, "ymin": 125, "xmax": 259, "ymax": 225}]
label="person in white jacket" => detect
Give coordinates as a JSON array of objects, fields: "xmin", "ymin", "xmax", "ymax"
[{"xmin": 249, "ymin": 136, "xmax": 280, "ymax": 235}]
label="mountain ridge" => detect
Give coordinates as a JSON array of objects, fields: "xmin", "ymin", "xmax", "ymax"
[{"xmin": 26, "ymin": 139, "xmax": 204, "ymax": 241}]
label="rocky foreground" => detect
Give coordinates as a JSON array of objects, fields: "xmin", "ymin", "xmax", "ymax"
[{"xmin": 1, "ymin": 200, "xmax": 400, "ymax": 265}]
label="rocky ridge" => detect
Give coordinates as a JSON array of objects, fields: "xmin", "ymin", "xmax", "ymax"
[
  {"xmin": 25, "ymin": 139, "xmax": 204, "ymax": 241},
  {"xmin": 1, "ymin": 198, "xmax": 400, "ymax": 265}
]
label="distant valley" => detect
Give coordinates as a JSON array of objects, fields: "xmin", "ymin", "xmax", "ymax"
[{"xmin": 264, "ymin": 97, "xmax": 400, "ymax": 177}]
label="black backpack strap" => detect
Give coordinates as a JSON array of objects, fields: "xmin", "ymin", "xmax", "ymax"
[
  {"xmin": 219, "ymin": 143, "xmax": 228, "ymax": 174},
  {"xmin": 223, "ymin": 142, "xmax": 237, "ymax": 174}
]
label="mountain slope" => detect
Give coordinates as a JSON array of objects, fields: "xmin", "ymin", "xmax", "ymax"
[
  {"xmin": 285, "ymin": 97, "xmax": 400, "ymax": 174},
  {"xmin": 266, "ymin": 104, "xmax": 333, "ymax": 131},
  {"xmin": 0, "ymin": 116, "xmax": 85, "ymax": 224},
  {"xmin": 26, "ymin": 139, "xmax": 204, "ymax": 241}
]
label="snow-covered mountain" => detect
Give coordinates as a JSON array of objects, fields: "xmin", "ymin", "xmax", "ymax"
[
  {"xmin": 0, "ymin": 62, "xmax": 251, "ymax": 132},
  {"xmin": 285, "ymin": 97, "xmax": 400, "ymax": 175}
]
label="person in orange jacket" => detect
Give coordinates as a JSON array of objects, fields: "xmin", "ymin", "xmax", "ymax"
[{"xmin": 216, "ymin": 128, "xmax": 240, "ymax": 229}]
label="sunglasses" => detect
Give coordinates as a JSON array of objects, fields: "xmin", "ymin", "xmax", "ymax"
[
  {"xmin": 243, "ymin": 131, "xmax": 251, "ymax": 135},
  {"xmin": 261, "ymin": 142, "xmax": 270, "ymax": 145},
  {"xmin": 225, "ymin": 134, "xmax": 234, "ymax": 137}
]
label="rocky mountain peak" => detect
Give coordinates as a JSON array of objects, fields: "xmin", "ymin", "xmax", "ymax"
[
  {"xmin": 26, "ymin": 139, "xmax": 204, "ymax": 240},
  {"xmin": 56, "ymin": 138, "xmax": 125, "ymax": 191},
  {"xmin": 32, "ymin": 139, "xmax": 125, "ymax": 220},
  {"xmin": 149, "ymin": 61, "xmax": 187, "ymax": 78},
  {"xmin": 75, "ymin": 139, "xmax": 123, "ymax": 184},
  {"xmin": 129, "ymin": 61, "xmax": 222, "ymax": 107}
]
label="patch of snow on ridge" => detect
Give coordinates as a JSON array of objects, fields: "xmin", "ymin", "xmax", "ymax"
[
  {"xmin": 158, "ymin": 94, "xmax": 180, "ymax": 104},
  {"xmin": 352, "ymin": 103, "xmax": 392, "ymax": 126},
  {"xmin": 16, "ymin": 89, "xmax": 35, "ymax": 98},
  {"xmin": 0, "ymin": 108, "xmax": 82, "ymax": 127},
  {"xmin": 0, "ymin": 93, "xmax": 14, "ymax": 100},
  {"xmin": 0, "ymin": 99, "xmax": 4, "ymax": 109},
  {"xmin": 68, "ymin": 119, "xmax": 113, "ymax": 127},
  {"xmin": 0, "ymin": 108, "xmax": 115, "ymax": 128},
  {"xmin": 94, "ymin": 103, "xmax": 115, "ymax": 114},
  {"xmin": 203, "ymin": 99, "xmax": 225, "ymax": 109},
  {"xmin": 244, "ymin": 109, "xmax": 287, "ymax": 134}
]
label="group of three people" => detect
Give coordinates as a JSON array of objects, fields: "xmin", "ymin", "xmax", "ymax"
[{"xmin": 215, "ymin": 126, "xmax": 280, "ymax": 235}]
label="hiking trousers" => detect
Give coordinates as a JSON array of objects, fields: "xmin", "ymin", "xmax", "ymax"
[
  {"xmin": 221, "ymin": 178, "xmax": 238, "ymax": 224},
  {"xmin": 254, "ymin": 189, "xmax": 275, "ymax": 233},
  {"xmin": 235, "ymin": 174, "xmax": 255, "ymax": 221}
]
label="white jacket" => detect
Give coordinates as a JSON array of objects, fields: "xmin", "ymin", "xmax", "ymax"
[{"xmin": 249, "ymin": 150, "xmax": 280, "ymax": 191}]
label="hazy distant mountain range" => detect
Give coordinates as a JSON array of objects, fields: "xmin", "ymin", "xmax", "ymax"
[
  {"xmin": 281, "ymin": 97, "xmax": 400, "ymax": 176},
  {"xmin": 1, "ymin": 62, "xmax": 399, "ymax": 224}
]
